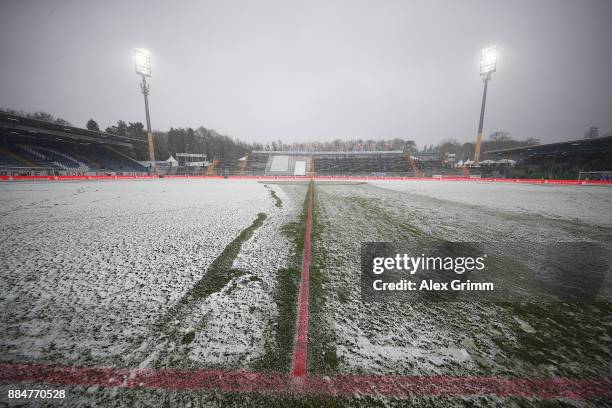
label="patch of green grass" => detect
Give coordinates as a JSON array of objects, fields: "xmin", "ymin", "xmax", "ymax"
[
  {"xmin": 255, "ymin": 266, "xmax": 301, "ymax": 371},
  {"xmin": 181, "ymin": 331, "xmax": 196, "ymax": 345},
  {"xmin": 182, "ymin": 212, "xmax": 267, "ymax": 303},
  {"xmin": 308, "ymin": 183, "xmax": 339, "ymax": 375},
  {"xmin": 270, "ymin": 189, "xmax": 283, "ymax": 208},
  {"xmin": 493, "ymin": 302, "xmax": 612, "ymax": 376},
  {"xmin": 254, "ymin": 186, "xmax": 309, "ymax": 372},
  {"xmin": 350, "ymin": 196, "xmax": 425, "ymax": 239}
]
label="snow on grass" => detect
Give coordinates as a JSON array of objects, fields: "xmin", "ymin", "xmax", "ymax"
[
  {"xmin": 313, "ymin": 182, "xmax": 611, "ymax": 378},
  {"xmin": 313, "ymin": 184, "xmax": 478, "ymax": 375},
  {"xmin": 185, "ymin": 274, "xmax": 276, "ymax": 366},
  {"xmin": 1, "ymin": 179, "xmax": 610, "ymax": 406},
  {"xmin": 370, "ymin": 180, "xmax": 612, "ymax": 226},
  {"xmin": 119, "ymin": 182, "xmax": 307, "ymax": 371},
  {"xmin": 184, "ymin": 184, "xmax": 304, "ymax": 368},
  {"xmin": 0, "ymin": 179, "xmax": 277, "ymax": 367}
]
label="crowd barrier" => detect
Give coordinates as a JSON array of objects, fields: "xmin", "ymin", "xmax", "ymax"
[{"xmin": 1, "ymin": 174, "xmax": 610, "ymax": 185}]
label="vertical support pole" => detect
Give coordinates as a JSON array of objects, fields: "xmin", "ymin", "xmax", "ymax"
[
  {"xmin": 474, "ymin": 75, "xmax": 489, "ymax": 163},
  {"xmin": 141, "ymin": 76, "xmax": 156, "ymax": 174}
]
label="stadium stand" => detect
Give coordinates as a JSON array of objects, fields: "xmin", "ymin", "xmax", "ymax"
[
  {"xmin": 238, "ymin": 151, "xmax": 418, "ymax": 177},
  {"xmin": 241, "ymin": 152, "xmax": 270, "ymax": 175},
  {"xmin": 314, "ymin": 153, "xmax": 413, "ymax": 176},
  {"xmin": 216, "ymin": 157, "xmax": 243, "ymax": 176},
  {"xmin": 484, "ymin": 135, "xmax": 612, "ymax": 179},
  {"xmin": 209, "ymin": 151, "xmax": 470, "ymax": 177},
  {"xmin": 7, "ymin": 109, "xmax": 606, "ymax": 180},
  {"xmin": 0, "ymin": 112, "xmax": 148, "ymax": 175},
  {"xmin": 0, "ymin": 113, "xmax": 508, "ymax": 179}
]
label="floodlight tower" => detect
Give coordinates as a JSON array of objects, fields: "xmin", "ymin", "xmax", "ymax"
[
  {"xmin": 134, "ymin": 48, "xmax": 156, "ymax": 173},
  {"xmin": 474, "ymin": 46, "xmax": 497, "ymax": 163}
]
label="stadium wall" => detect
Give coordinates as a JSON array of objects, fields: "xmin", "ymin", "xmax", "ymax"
[{"xmin": 1, "ymin": 174, "xmax": 611, "ymax": 185}]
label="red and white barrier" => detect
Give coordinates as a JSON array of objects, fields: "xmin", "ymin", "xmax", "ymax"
[{"xmin": 1, "ymin": 174, "xmax": 610, "ymax": 185}]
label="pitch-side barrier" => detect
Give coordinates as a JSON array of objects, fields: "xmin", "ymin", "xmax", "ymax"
[{"xmin": 1, "ymin": 174, "xmax": 611, "ymax": 185}]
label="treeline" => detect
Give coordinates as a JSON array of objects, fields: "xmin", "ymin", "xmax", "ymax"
[
  {"xmin": 95, "ymin": 120, "xmax": 539, "ymax": 162},
  {"xmin": 425, "ymin": 132, "xmax": 540, "ymax": 161},
  {"xmin": 256, "ymin": 139, "xmax": 417, "ymax": 153},
  {"xmin": 97, "ymin": 119, "xmax": 252, "ymax": 161},
  {"xmin": 99, "ymin": 118, "xmax": 421, "ymax": 161},
  {"xmin": 257, "ymin": 133, "xmax": 537, "ymax": 160},
  {"xmin": 154, "ymin": 127, "xmax": 253, "ymax": 162}
]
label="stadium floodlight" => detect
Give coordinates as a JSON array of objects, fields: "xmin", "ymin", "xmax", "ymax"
[
  {"xmin": 134, "ymin": 48, "xmax": 156, "ymax": 173},
  {"xmin": 479, "ymin": 46, "xmax": 497, "ymax": 76},
  {"xmin": 134, "ymin": 48, "xmax": 151, "ymax": 77},
  {"xmin": 474, "ymin": 45, "xmax": 498, "ymax": 163}
]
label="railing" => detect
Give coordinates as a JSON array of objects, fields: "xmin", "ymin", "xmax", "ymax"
[
  {"xmin": 0, "ymin": 166, "xmax": 147, "ymax": 177},
  {"xmin": 0, "ymin": 166, "xmax": 58, "ymax": 176},
  {"xmin": 1, "ymin": 173, "xmax": 611, "ymax": 185}
]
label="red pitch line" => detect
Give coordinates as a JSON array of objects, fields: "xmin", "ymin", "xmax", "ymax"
[
  {"xmin": 290, "ymin": 181, "xmax": 314, "ymax": 378},
  {"xmin": 1, "ymin": 363, "xmax": 611, "ymax": 400}
]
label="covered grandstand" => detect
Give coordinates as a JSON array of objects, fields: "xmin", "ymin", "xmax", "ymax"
[
  {"xmin": 0, "ymin": 111, "xmax": 148, "ymax": 176},
  {"xmin": 484, "ymin": 135, "xmax": 612, "ymax": 179},
  {"xmin": 213, "ymin": 150, "xmax": 475, "ymax": 177},
  {"xmin": 216, "ymin": 150, "xmax": 418, "ymax": 177}
]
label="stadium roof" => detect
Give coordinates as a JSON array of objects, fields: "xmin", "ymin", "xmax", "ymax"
[
  {"xmin": 0, "ymin": 112, "xmax": 146, "ymax": 148},
  {"xmin": 484, "ymin": 135, "xmax": 612, "ymax": 158}
]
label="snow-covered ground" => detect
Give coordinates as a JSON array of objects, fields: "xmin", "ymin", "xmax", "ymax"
[
  {"xmin": 1, "ymin": 179, "xmax": 610, "ymax": 407},
  {"xmin": 0, "ymin": 179, "xmax": 300, "ymax": 369},
  {"xmin": 370, "ymin": 180, "xmax": 612, "ymax": 226},
  {"xmin": 126, "ymin": 183, "xmax": 305, "ymax": 370},
  {"xmin": 314, "ymin": 181, "xmax": 612, "ymax": 378}
]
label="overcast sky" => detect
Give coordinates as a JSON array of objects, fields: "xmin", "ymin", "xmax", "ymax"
[{"xmin": 1, "ymin": 0, "xmax": 610, "ymax": 147}]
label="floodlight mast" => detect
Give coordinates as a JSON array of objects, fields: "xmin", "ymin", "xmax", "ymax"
[
  {"xmin": 134, "ymin": 48, "xmax": 156, "ymax": 174},
  {"xmin": 474, "ymin": 46, "xmax": 497, "ymax": 163}
]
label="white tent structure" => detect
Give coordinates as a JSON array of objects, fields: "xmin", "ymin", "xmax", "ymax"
[{"xmin": 166, "ymin": 155, "xmax": 179, "ymax": 166}]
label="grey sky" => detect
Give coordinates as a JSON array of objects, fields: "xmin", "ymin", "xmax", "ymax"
[{"xmin": 1, "ymin": 0, "xmax": 611, "ymax": 147}]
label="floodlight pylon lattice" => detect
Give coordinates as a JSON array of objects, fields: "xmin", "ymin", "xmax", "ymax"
[
  {"xmin": 474, "ymin": 46, "xmax": 498, "ymax": 163},
  {"xmin": 134, "ymin": 48, "xmax": 156, "ymax": 173}
]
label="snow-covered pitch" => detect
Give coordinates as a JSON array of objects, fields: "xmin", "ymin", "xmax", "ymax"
[
  {"xmin": 1, "ymin": 179, "xmax": 610, "ymax": 407},
  {"xmin": 0, "ymin": 180, "xmax": 304, "ymax": 369}
]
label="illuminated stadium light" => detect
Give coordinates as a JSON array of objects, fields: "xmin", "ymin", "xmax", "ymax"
[
  {"xmin": 474, "ymin": 45, "xmax": 498, "ymax": 163},
  {"xmin": 133, "ymin": 48, "xmax": 156, "ymax": 172},
  {"xmin": 134, "ymin": 48, "xmax": 151, "ymax": 77},
  {"xmin": 480, "ymin": 46, "xmax": 497, "ymax": 76}
]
